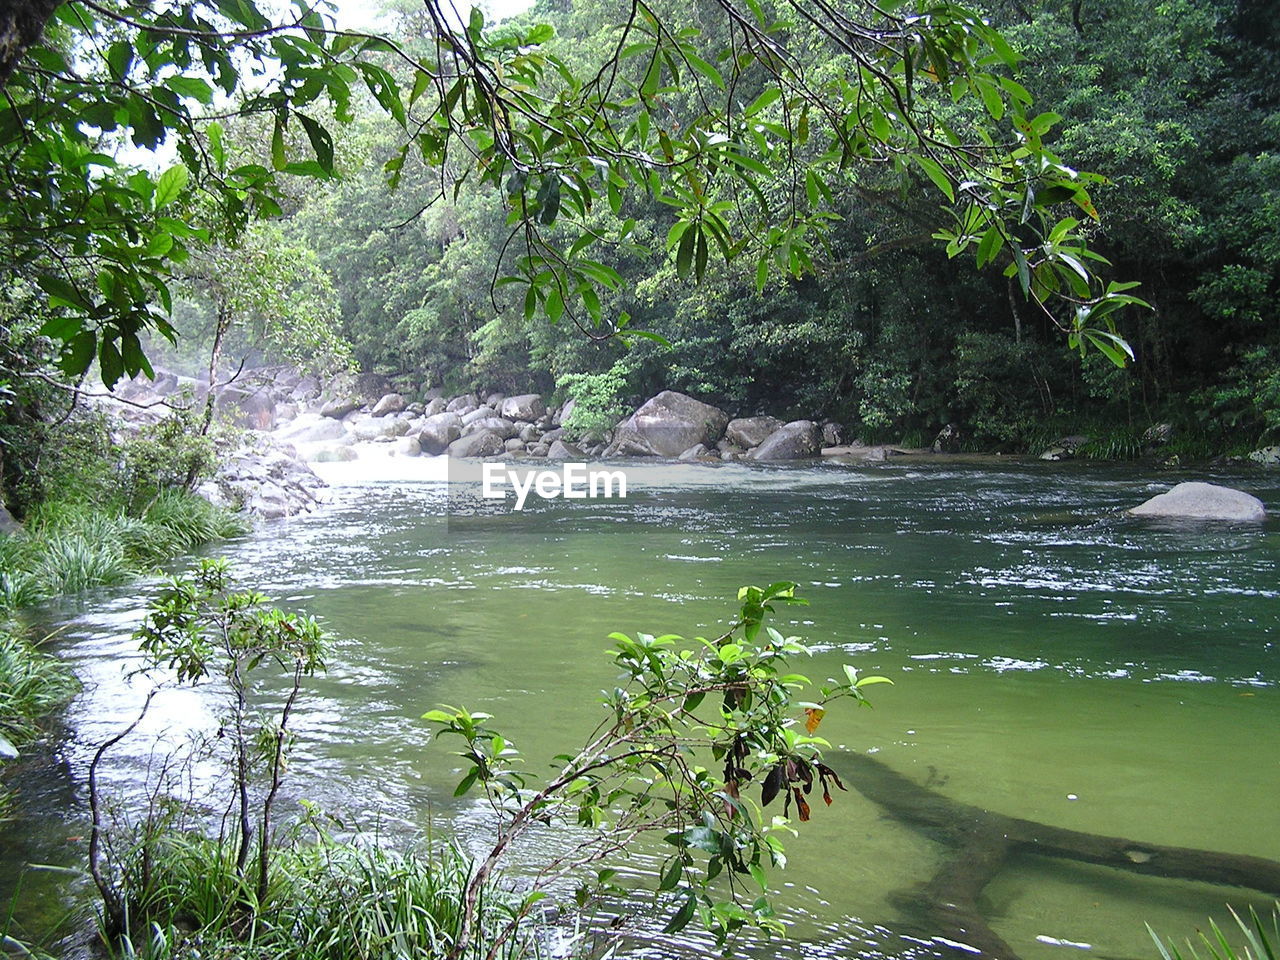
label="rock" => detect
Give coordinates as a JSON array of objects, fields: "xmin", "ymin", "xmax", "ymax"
[
  {"xmin": 321, "ymin": 397, "xmax": 362, "ymax": 419},
  {"xmin": 0, "ymin": 502, "xmax": 21, "ymax": 535},
  {"xmin": 546, "ymin": 439, "xmax": 586, "ymax": 460},
  {"xmin": 448, "ymin": 430, "xmax": 505, "ymax": 458},
  {"xmin": 203, "ymin": 434, "xmax": 327, "ymax": 517},
  {"xmin": 726, "ymin": 416, "xmax": 783, "ymax": 450},
  {"xmin": 932, "ymin": 423, "xmax": 962, "ymax": 454},
  {"xmin": 485, "ymin": 391, "xmax": 506, "ymax": 408},
  {"xmin": 500, "ymin": 394, "xmax": 546, "ymax": 422},
  {"xmin": 275, "ymin": 402, "xmax": 298, "ymax": 423},
  {"xmin": 1143, "ymin": 423, "xmax": 1174, "ymax": 448},
  {"xmin": 557, "ymin": 398, "xmax": 576, "ymax": 427},
  {"xmin": 678, "ymin": 443, "xmax": 713, "ymax": 461},
  {"xmin": 405, "ymin": 402, "xmax": 425, "ymax": 415},
  {"xmin": 290, "ymin": 374, "xmax": 322, "ymax": 402},
  {"xmin": 446, "ymin": 393, "xmax": 479, "ymax": 413},
  {"xmin": 1038, "ymin": 435, "xmax": 1089, "ymax": 461},
  {"xmin": 310, "ymin": 445, "xmax": 359, "ymax": 463},
  {"xmin": 461, "ymin": 405, "xmax": 495, "ymax": 425},
  {"xmin": 822, "ymin": 444, "xmax": 888, "ymax": 462},
  {"xmin": 607, "ymin": 391, "xmax": 729, "ymax": 457},
  {"xmin": 518, "ymin": 422, "xmax": 540, "ymax": 443},
  {"xmin": 528, "ymin": 442, "xmax": 549, "ymax": 457},
  {"xmin": 540, "ymin": 427, "xmax": 566, "ymax": 444},
  {"xmin": 0, "ymin": 731, "xmax": 19, "ymax": 760},
  {"xmin": 1248, "ymin": 446, "xmax": 1280, "ymax": 465},
  {"xmin": 1128, "ymin": 482, "xmax": 1266, "ymax": 522},
  {"xmin": 463, "ymin": 417, "xmax": 518, "ymax": 441},
  {"xmin": 418, "ymin": 413, "xmax": 463, "ymax": 455},
  {"xmin": 352, "ymin": 417, "xmax": 410, "ymax": 441},
  {"xmin": 216, "ymin": 385, "xmax": 276, "ymax": 430},
  {"xmin": 822, "ymin": 422, "xmax": 844, "ymax": 447},
  {"xmin": 393, "ymin": 436, "xmax": 421, "ymax": 457},
  {"xmin": 276, "ymin": 416, "xmax": 349, "ymax": 444},
  {"xmin": 423, "ymin": 397, "xmax": 448, "ymax": 417},
  {"xmin": 504, "ymin": 438, "xmax": 526, "ymax": 453},
  {"xmin": 750, "ymin": 420, "xmax": 821, "ymax": 460},
  {"xmin": 371, "ymin": 393, "xmax": 407, "ymax": 417}
]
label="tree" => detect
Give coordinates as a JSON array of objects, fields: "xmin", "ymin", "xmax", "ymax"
[{"xmin": 2, "ymin": 0, "xmax": 1145, "ymax": 388}]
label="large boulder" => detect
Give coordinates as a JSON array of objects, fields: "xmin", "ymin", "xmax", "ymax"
[
  {"xmin": 448, "ymin": 430, "xmax": 505, "ymax": 458},
  {"xmin": 446, "ymin": 393, "xmax": 479, "ymax": 413},
  {"xmin": 320, "ymin": 397, "xmax": 362, "ymax": 419},
  {"xmin": 461, "ymin": 405, "xmax": 495, "ymax": 425},
  {"xmin": 276, "ymin": 415, "xmax": 349, "ymax": 444},
  {"xmin": 750, "ymin": 420, "xmax": 821, "ymax": 460},
  {"xmin": 216, "ymin": 385, "xmax": 276, "ymax": 430},
  {"xmin": 607, "ymin": 391, "xmax": 728, "ymax": 457},
  {"xmin": 500, "ymin": 394, "xmax": 546, "ymax": 422},
  {"xmin": 932, "ymin": 423, "xmax": 962, "ymax": 453},
  {"xmin": 352, "ymin": 417, "xmax": 410, "ymax": 441},
  {"xmin": 418, "ymin": 413, "xmax": 463, "ymax": 455},
  {"xmin": 371, "ymin": 393, "xmax": 407, "ymax": 417},
  {"xmin": 422, "ymin": 397, "xmax": 448, "ymax": 417},
  {"xmin": 1128, "ymin": 482, "xmax": 1266, "ymax": 522},
  {"xmin": 1248, "ymin": 446, "xmax": 1280, "ymax": 465},
  {"xmin": 725, "ymin": 416, "xmax": 783, "ymax": 450},
  {"xmin": 546, "ymin": 439, "xmax": 587, "ymax": 460},
  {"xmin": 463, "ymin": 417, "xmax": 518, "ymax": 440}
]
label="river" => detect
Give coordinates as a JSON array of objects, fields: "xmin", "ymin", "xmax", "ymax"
[{"xmin": 4, "ymin": 457, "xmax": 1278, "ymax": 960}]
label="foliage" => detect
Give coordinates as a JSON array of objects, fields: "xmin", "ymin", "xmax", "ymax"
[
  {"xmin": 0, "ymin": 493, "xmax": 245, "ymax": 613},
  {"xmin": 0, "ymin": 626, "xmax": 78, "ymax": 758},
  {"xmin": 424, "ymin": 582, "xmax": 890, "ymax": 955},
  {"xmin": 1150, "ymin": 902, "xmax": 1280, "ymax": 960},
  {"xmin": 102, "ymin": 826, "xmax": 530, "ymax": 960},
  {"xmin": 557, "ymin": 362, "xmax": 634, "ymax": 440}
]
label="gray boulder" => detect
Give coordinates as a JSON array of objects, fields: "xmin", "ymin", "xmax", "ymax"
[
  {"xmin": 321, "ymin": 397, "xmax": 361, "ymax": 419},
  {"xmin": 461, "ymin": 405, "xmax": 495, "ymax": 425},
  {"xmin": 1128, "ymin": 482, "xmax": 1266, "ymax": 522},
  {"xmin": 463, "ymin": 417, "xmax": 518, "ymax": 440},
  {"xmin": 418, "ymin": 413, "xmax": 463, "ymax": 455},
  {"xmin": 448, "ymin": 430, "xmax": 505, "ymax": 458},
  {"xmin": 371, "ymin": 393, "xmax": 407, "ymax": 417},
  {"xmin": 527, "ymin": 442, "xmax": 550, "ymax": 457},
  {"xmin": 446, "ymin": 393, "xmax": 479, "ymax": 413},
  {"xmin": 393, "ymin": 436, "xmax": 421, "ymax": 457},
  {"xmin": 310, "ymin": 445, "xmax": 358, "ymax": 463},
  {"xmin": 518, "ymin": 422, "xmax": 540, "ymax": 443},
  {"xmin": 352, "ymin": 417, "xmax": 410, "ymax": 441},
  {"xmin": 751, "ymin": 420, "xmax": 821, "ymax": 460},
  {"xmin": 423, "ymin": 397, "xmax": 448, "ymax": 417},
  {"xmin": 1039, "ymin": 435, "xmax": 1089, "ymax": 461},
  {"xmin": 822, "ymin": 422, "xmax": 844, "ymax": 447},
  {"xmin": 276, "ymin": 416, "xmax": 348, "ymax": 444},
  {"xmin": 1248, "ymin": 446, "xmax": 1280, "ymax": 465},
  {"xmin": 501, "ymin": 394, "xmax": 546, "ymax": 422},
  {"xmin": 932, "ymin": 423, "xmax": 962, "ymax": 453},
  {"xmin": 485, "ymin": 391, "xmax": 506, "ymax": 408},
  {"xmin": 726, "ymin": 416, "xmax": 783, "ymax": 450},
  {"xmin": 504, "ymin": 438, "xmax": 526, "ymax": 453},
  {"xmin": 546, "ymin": 439, "xmax": 586, "ymax": 460},
  {"xmin": 608, "ymin": 391, "xmax": 729, "ymax": 457},
  {"xmin": 678, "ymin": 443, "xmax": 713, "ymax": 461}
]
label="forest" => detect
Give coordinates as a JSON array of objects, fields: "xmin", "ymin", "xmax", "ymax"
[{"xmin": 1, "ymin": 1, "xmax": 1278, "ymax": 959}]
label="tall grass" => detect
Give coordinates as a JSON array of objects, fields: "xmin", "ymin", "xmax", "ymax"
[
  {"xmin": 0, "ymin": 627, "xmax": 77, "ymax": 752},
  {"xmin": 108, "ymin": 830, "xmax": 534, "ymax": 960},
  {"xmin": 1150, "ymin": 903, "xmax": 1280, "ymax": 960},
  {"xmin": 0, "ymin": 492, "xmax": 247, "ymax": 613}
]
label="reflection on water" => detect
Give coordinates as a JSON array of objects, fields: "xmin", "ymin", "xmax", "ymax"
[{"xmin": 3, "ymin": 459, "xmax": 1277, "ymax": 959}]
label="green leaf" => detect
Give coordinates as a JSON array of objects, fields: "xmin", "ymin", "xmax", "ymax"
[
  {"xmin": 37, "ymin": 275, "xmax": 89, "ymax": 311},
  {"xmin": 296, "ymin": 113, "xmax": 335, "ymax": 173},
  {"xmin": 154, "ymin": 165, "xmax": 188, "ymax": 209},
  {"xmin": 663, "ymin": 896, "xmax": 697, "ymax": 934},
  {"xmin": 659, "ymin": 858, "xmax": 682, "ymax": 891},
  {"xmin": 915, "ymin": 156, "xmax": 954, "ymax": 202}
]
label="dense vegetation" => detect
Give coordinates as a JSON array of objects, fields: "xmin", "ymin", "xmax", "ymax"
[{"xmin": 269, "ymin": 0, "xmax": 1276, "ymax": 456}]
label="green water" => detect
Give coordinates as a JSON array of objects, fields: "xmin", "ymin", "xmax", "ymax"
[{"xmin": 4, "ymin": 459, "xmax": 1278, "ymax": 959}]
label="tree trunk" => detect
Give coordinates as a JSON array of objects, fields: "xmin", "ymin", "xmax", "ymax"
[{"xmin": 0, "ymin": 0, "xmax": 62, "ymax": 89}]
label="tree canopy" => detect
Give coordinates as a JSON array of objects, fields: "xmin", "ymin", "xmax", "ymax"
[{"xmin": 1, "ymin": 0, "xmax": 1146, "ymax": 387}]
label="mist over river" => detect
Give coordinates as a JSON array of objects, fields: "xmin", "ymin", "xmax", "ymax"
[{"xmin": 5, "ymin": 458, "xmax": 1278, "ymax": 960}]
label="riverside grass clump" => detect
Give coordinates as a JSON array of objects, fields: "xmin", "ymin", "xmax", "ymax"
[
  {"xmin": 1150, "ymin": 903, "xmax": 1280, "ymax": 960},
  {"xmin": 104, "ymin": 829, "xmax": 531, "ymax": 960},
  {"xmin": 0, "ymin": 626, "xmax": 77, "ymax": 755},
  {"xmin": 0, "ymin": 492, "xmax": 246, "ymax": 612}
]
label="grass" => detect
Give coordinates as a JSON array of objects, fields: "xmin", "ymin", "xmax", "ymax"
[
  {"xmin": 0, "ymin": 491, "xmax": 247, "ymax": 614},
  {"xmin": 108, "ymin": 829, "xmax": 535, "ymax": 960},
  {"xmin": 0, "ymin": 627, "xmax": 78, "ymax": 752},
  {"xmin": 1150, "ymin": 903, "xmax": 1280, "ymax": 960}
]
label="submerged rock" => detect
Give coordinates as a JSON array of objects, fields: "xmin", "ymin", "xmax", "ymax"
[{"xmin": 1128, "ymin": 481, "xmax": 1266, "ymax": 522}]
